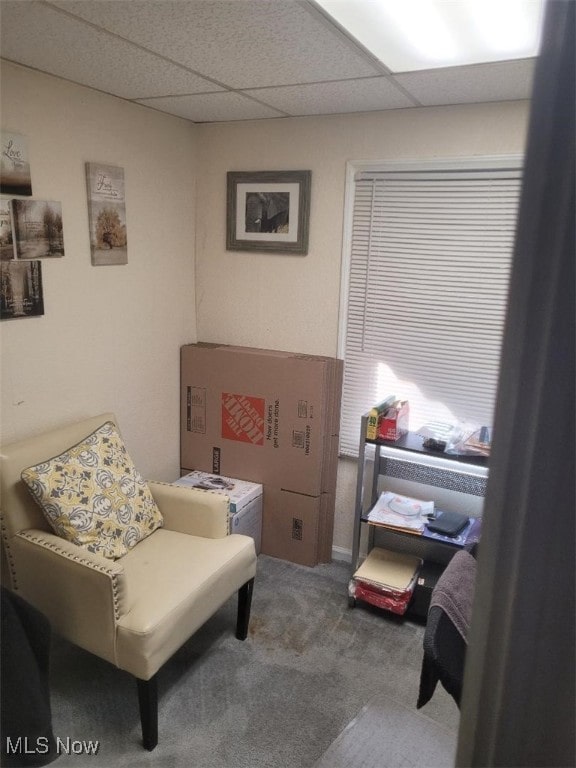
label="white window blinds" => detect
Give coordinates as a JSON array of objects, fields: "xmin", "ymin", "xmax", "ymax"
[{"xmin": 339, "ymin": 159, "xmax": 523, "ymax": 457}]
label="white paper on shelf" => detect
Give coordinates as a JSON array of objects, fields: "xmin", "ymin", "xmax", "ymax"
[{"xmin": 367, "ymin": 491, "xmax": 434, "ymax": 532}]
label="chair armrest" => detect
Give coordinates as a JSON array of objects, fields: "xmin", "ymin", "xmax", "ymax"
[
  {"xmin": 11, "ymin": 530, "xmax": 128, "ymax": 667},
  {"xmin": 148, "ymin": 481, "xmax": 229, "ymax": 539}
]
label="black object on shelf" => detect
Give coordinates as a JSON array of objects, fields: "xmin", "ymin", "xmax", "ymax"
[
  {"xmin": 426, "ymin": 510, "xmax": 469, "ymax": 537},
  {"xmin": 422, "ymin": 437, "xmax": 447, "ymax": 452}
]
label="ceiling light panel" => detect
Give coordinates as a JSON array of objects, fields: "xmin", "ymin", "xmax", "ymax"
[{"xmin": 314, "ymin": 0, "xmax": 545, "ymax": 72}]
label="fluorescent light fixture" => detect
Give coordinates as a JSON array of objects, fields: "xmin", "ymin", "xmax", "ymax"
[{"xmin": 314, "ymin": 0, "xmax": 545, "ymax": 72}]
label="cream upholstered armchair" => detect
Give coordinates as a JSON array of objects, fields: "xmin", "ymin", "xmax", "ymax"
[{"xmin": 0, "ymin": 413, "xmax": 257, "ymax": 751}]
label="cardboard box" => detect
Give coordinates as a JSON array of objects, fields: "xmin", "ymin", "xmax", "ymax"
[
  {"xmin": 181, "ymin": 343, "xmax": 342, "ymax": 497},
  {"xmin": 261, "ymin": 486, "xmax": 323, "ymax": 567},
  {"xmin": 351, "ymin": 546, "xmax": 422, "ymax": 615},
  {"xmin": 260, "ymin": 486, "xmax": 334, "ymax": 567},
  {"xmin": 378, "ymin": 400, "xmax": 409, "ymax": 441},
  {"xmin": 180, "ymin": 343, "xmax": 343, "ymax": 566},
  {"xmin": 174, "ymin": 470, "xmax": 262, "ymax": 553},
  {"xmin": 365, "ymin": 396, "xmax": 397, "ymax": 440}
]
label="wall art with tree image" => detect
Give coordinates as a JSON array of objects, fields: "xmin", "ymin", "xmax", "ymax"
[
  {"xmin": 0, "ymin": 260, "xmax": 44, "ymax": 320},
  {"xmin": 0, "ymin": 199, "xmax": 14, "ymax": 261},
  {"xmin": 86, "ymin": 162, "xmax": 127, "ymax": 265},
  {"xmin": 11, "ymin": 199, "xmax": 64, "ymax": 259}
]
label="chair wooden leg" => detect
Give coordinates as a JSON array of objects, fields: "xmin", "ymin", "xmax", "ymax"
[
  {"xmin": 136, "ymin": 675, "xmax": 158, "ymax": 751},
  {"xmin": 236, "ymin": 577, "xmax": 254, "ymax": 640}
]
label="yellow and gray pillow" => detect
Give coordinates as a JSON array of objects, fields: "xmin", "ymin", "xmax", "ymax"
[{"xmin": 21, "ymin": 421, "xmax": 163, "ymax": 559}]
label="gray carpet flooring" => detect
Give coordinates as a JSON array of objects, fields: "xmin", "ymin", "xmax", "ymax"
[
  {"xmin": 46, "ymin": 555, "xmax": 459, "ymax": 767},
  {"xmin": 313, "ymin": 693, "xmax": 456, "ymax": 768}
]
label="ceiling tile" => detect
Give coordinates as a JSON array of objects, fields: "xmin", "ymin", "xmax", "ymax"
[
  {"xmin": 136, "ymin": 92, "xmax": 286, "ymax": 122},
  {"xmin": 0, "ymin": 1, "xmax": 220, "ymax": 99},
  {"xmin": 0, "ymin": 0, "xmax": 537, "ymax": 124},
  {"xmin": 243, "ymin": 77, "xmax": 416, "ymax": 116},
  {"xmin": 49, "ymin": 0, "xmax": 382, "ymax": 88},
  {"xmin": 393, "ymin": 60, "xmax": 536, "ymax": 106}
]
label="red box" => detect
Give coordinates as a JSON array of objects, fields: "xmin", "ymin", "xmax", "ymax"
[
  {"xmin": 378, "ymin": 400, "xmax": 409, "ymax": 441},
  {"xmin": 351, "ymin": 579, "xmax": 414, "ymax": 615}
]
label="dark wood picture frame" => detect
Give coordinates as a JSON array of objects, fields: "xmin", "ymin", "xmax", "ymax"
[{"xmin": 226, "ymin": 170, "xmax": 311, "ymax": 254}]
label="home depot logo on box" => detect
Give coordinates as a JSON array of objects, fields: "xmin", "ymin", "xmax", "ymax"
[{"xmin": 221, "ymin": 393, "xmax": 265, "ymax": 445}]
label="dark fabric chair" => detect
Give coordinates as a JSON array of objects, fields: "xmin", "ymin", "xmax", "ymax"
[
  {"xmin": 417, "ymin": 605, "xmax": 466, "ymax": 707},
  {"xmin": 417, "ymin": 543, "xmax": 478, "ymax": 709},
  {"xmin": 1, "ymin": 587, "xmax": 58, "ymax": 767}
]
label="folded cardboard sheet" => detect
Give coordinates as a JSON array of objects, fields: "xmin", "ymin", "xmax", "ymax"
[{"xmin": 353, "ymin": 547, "xmax": 422, "ymax": 591}]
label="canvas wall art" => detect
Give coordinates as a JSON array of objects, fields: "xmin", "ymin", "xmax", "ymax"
[
  {"xmin": 86, "ymin": 163, "xmax": 127, "ymax": 265},
  {"xmin": 1, "ymin": 132, "xmax": 32, "ymax": 196},
  {"xmin": 0, "ymin": 260, "xmax": 44, "ymax": 320},
  {"xmin": 11, "ymin": 199, "xmax": 65, "ymax": 259},
  {"xmin": 0, "ymin": 199, "xmax": 14, "ymax": 261}
]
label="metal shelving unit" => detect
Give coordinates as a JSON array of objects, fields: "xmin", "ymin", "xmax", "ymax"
[{"xmin": 350, "ymin": 411, "xmax": 489, "ymax": 614}]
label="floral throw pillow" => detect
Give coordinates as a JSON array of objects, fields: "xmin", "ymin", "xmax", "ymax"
[{"xmin": 21, "ymin": 421, "xmax": 163, "ymax": 559}]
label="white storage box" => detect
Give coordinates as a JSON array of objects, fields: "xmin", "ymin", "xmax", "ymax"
[{"xmin": 174, "ymin": 471, "xmax": 262, "ymax": 553}]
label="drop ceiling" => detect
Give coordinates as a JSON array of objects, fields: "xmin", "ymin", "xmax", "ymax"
[{"xmin": 0, "ymin": 0, "xmax": 537, "ymax": 124}]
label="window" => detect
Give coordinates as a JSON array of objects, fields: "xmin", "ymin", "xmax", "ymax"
[{"xmin": 338, "ymin": 158, "xmax": 523, "ymax": 457}]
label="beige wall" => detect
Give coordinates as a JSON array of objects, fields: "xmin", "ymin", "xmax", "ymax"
[
  {"xmin": 195, "ymin": 101, "xmax": 530, "ymax": 555},
  {"xmin": 195, "ymin": 102, "xmax": 529, "ymax": 356},
  {"xmin": 1, "ymin": 59, "xmax": 530, "ymax": 556},
  {"xmin": 0, "ymin": 62, "xmax": 198, "ymax": 481}
]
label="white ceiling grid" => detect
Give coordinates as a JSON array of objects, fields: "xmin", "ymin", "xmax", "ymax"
[{"xmin": 0, "ymin": 0, "xmax": 536, "ymax": 123}]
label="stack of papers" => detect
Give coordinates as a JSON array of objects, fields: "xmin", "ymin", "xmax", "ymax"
[
  {"xmin": 367, "ymin": 492, "xmax": 434, "ymax": 534},
  {"xmin": 351, "ymin": 547, "xmax": 422, "ymax": 615},
  {"xmin": 353, "ymin": 547, "xmax": 422, "ymax": 592}
]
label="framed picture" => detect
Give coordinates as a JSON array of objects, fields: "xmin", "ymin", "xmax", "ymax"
[
  {"xmin": 1, "ymin": 131, "xmax": 32, "ymax": 196},
  {"xmin": 85, "ymin": 163, "xmax": 127, "ymax": 265},
  {"xmin": 227, "ymin": 170, "xmax": 311, "ymax": 254}
]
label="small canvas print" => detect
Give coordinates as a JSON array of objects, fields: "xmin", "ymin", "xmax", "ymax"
[
  {"xmin": 1, "ymin": 132, "xmax": 32, "ymax": 196},
  {"xmin": 86, "ymin": 163, "xmax": 127, "ymax": 266},
  {"xmin": 11, "ymin": 199, "xmax": 64, "ymax": 259},
  {"xmin": 0, "ymin": 199, "xmax": 14, "ymax": 261},
  {"xmin": 0, "ymin": 260, "xmax": 44, "ymax": 320}
]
